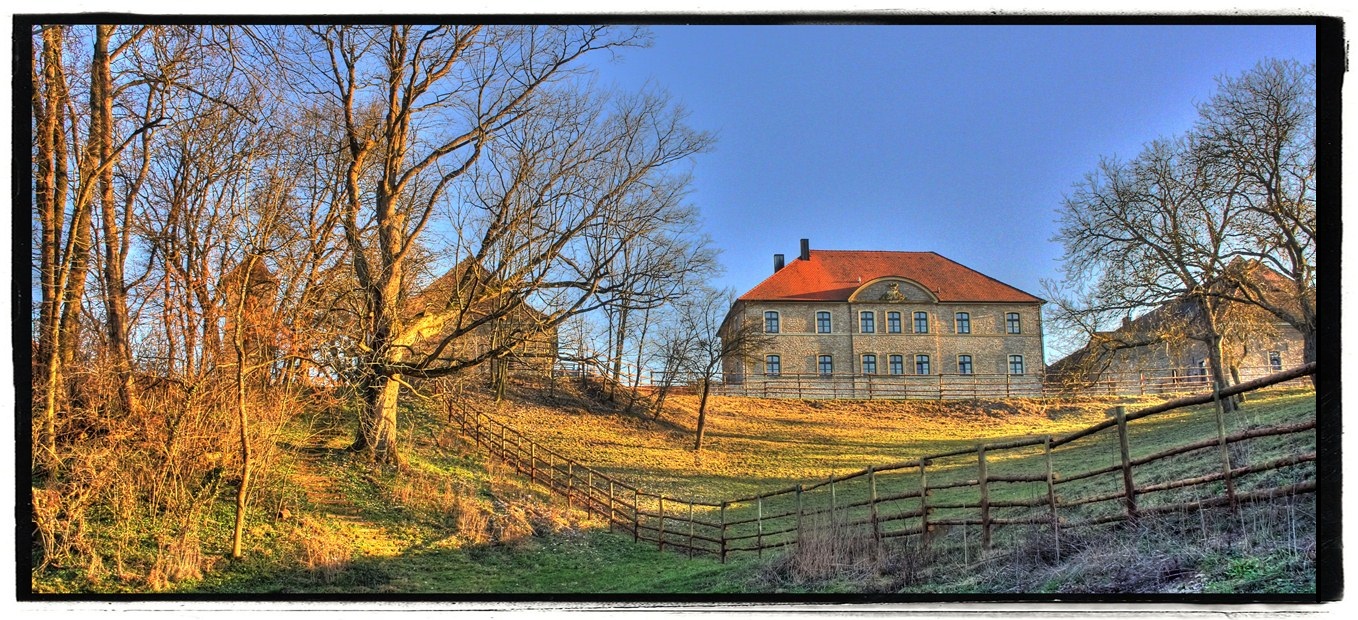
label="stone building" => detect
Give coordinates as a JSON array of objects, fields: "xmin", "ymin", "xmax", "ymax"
[
  {"xmin": 405, "ymin": 260, "xmax": 559, "ymax": 378},
  {"xmin": 1046, "ymin": 264, "xmax": 1309, "ymax": 394},
  {"xmin": 718, "ymin": 240, "xmax": 1045, "ymax": 398}
]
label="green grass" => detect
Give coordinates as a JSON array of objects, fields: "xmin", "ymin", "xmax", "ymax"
[{"xmin": 31, "ymin": 378, "xmax": 1315, "ymax": 595}]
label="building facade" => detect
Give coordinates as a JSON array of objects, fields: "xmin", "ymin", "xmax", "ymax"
[
  {"xmin": 718, "ymin": 240, "xmax": 1045, "ymax": 398},
  {"xmin": 1046, "ymin": 287, "xmax": 1308, "ymax": 394}
]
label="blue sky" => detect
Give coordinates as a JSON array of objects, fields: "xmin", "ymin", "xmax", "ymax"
[{"xmin": 586, "ymin": 24, "xmax": 1318, "ymax": 360}]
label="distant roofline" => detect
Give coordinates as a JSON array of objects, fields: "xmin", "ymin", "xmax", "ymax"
[{"xmin": 735, "ymin": 248, "xmax": 1044, "ymax": 304}]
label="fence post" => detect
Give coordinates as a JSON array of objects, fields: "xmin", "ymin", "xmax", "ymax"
[
  {"xmin": 756, "ymin": 496, "xmax": 764, "ymax": 557},
  {"xmin": 830, "ymin": 476, "xmax": 837, "ymax": 521},
  {"xmin": 830, "ymin": 476, "xmax": 839, "ymax": 557},
  {"xmin": 868, "ymin": 466, "xmax": 882, "ymax": 559},
  {"xmin": 1044, "ymin": 436, "xmax": 1060, "ymax": 564},
  {"xmin": 500, "ymin": 422, "xmax": 506, "ymax": 458},
  {"xmin": 1005, "ymin": 373, "xmax": 1011, "ymax": 398},
  {"xmin": 688, "ymin": 502, "xmax": 695, "ymax": 559},
  {"xmin": 586, "ymin": 470, "xmax": 594, "ymax": 517},
  {"xmin": 795, "ymin": 485, "xmax": 804, "ymax": 549},
  {"xmin": 567, "ymin": 462, "xmax": 575, "ymax": 511},
  {"xmin": 633, "ymin": 489, "xmax": 640, "ymax": 543},
  {"xmin": 978, "ymin": 445, "xmax": 991, "ymax": 551},
  {"xmin": 1114, "ymin": 406, "xmax": 1138, "ymax": 520},
  {"xmin": 608, "ymin": 481, "xmax": 615, "ymax": 532},
  {"xmin": 530, "ymin": 444, "xmax": 536, "ymax": 486},
  {"xmin": 719, "ymin": 502, "xmax": 728, "ymax": 563},
  {"xmin": 918, "ymin": 461, "xmax": 929, "ymax": 551},
  {"xmin": 1211, "ymin": 390, "xmax": 1238, "ymax": 512},
  {"xmin": 658, "ymin": 495, "xmax": 666, "ymax": 551}
]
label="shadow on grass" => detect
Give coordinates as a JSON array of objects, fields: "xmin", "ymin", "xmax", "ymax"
[{"xmin": 191, "ymin": 526, "xmax": 752, "ymax": 595}]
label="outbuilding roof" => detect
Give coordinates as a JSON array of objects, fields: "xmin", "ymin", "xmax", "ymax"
[{"xmin": 738, "ymin": 250, "xmax": 1044, "ymax": 304}]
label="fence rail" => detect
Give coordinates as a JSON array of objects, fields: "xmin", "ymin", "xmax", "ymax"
[
  {"xmin": 447, "ymin": 363, "xmax": 1316, "ymax": 563},
  {"xmin": 640, "ymin": 363, "xmax": 1309, "ymax": 398}
]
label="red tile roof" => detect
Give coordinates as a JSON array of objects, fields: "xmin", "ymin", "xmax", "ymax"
[{"xmin": 738, "ymin": 250, "xmax": 1043, "ymax": 303}]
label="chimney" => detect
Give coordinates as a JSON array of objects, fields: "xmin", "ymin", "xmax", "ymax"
[
  {"xmin": 799, "ymin": 238, "xmax": 810, "ymax": 261},
  {"xmin": 774, "ymin": 254, "xmax": 785, "ymax": 273}
]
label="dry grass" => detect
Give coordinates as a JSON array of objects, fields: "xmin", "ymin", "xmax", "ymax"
[
  {"xmin": 287, "ymin": 515, "xmax": 354, "ymax": 584},
  {"xmin": 491, "ymin": 380, "xmax": 1152, "ymax": 501},
  {"xmin": 30, "ymin": 357, "xmax": 310, "ymax": 592}
]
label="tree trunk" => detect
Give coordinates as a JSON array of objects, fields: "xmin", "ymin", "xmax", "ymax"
[
  {"xmin": 359, "ymin": 374, "xmax": 403, "ymax": 465},
  {"xmin": 92, "ymin": 25, "xmax": 138, "ymax": 417},
  {"xmin": 1302, "ymin": 324, "xmax": 1317, "ymax": 366},
  {"xmin": 693, "ymin": 379, "xmax": 712, "ymax": 452},
  {"xmin": 34, "ymin": 25, "xmax": 67, "ymax": 471},
  {"xmin": 230, "ymin": 261, "xmax": 255, "ymax": 559},
  {"xmin": 611, "ymin": 303, "xmax": 630, "ymax": 401},
  {"xmin": 34, "ymin": 25, "xmax": 61, "ymax": 373},
  {"xmin": 1203, "ymin": 331, "xmax": 1237, "ymax": 413},
  {"xmin": 626, "ymin": 306, "xmax": 650, "ymax": 413}
]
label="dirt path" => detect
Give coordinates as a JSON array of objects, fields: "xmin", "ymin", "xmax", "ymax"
[{"xmin": 289, "ymin": 442, "xmax": 407, "ymax": 558}]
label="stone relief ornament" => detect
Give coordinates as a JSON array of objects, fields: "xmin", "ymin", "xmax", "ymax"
[{"xmin": 880, "ymin": 282, "xmax": 906, "ymax": 302}]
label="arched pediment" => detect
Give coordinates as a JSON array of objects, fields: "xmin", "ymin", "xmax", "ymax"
[{"xmin": 848, "ymin": 277, "xmax": 938, "ymax": 303}]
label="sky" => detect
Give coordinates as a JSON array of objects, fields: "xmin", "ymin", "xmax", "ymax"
[{"xmin": 583, "ymin": 24, "xmax": 1318, "ymax": 361}]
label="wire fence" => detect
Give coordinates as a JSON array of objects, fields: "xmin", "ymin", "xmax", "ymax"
[{"xmin": 446, "ymin": 363, "xmax": 1316, "ymax": 563}]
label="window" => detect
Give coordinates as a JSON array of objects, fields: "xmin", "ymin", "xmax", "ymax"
[
  {"xmin": 887, "ymin": 311, "xmax": 902, "ymax": 333},
  {"xmin": 765, "ymin": 355, "xmax": 781, "ymax": 376},
  {"xmin": 860, "ymin": 311, "xmax": 875, "ymax": 333},
  {"xmin": 862, "ymin": 354, "xmax": 877, "ymax": 374},
  {"xmin": 915, "ymin": 355, "xmax": 931, "ymax": 375},
  {"xmin": 914, "ymin": 312, "xmax": 929, "ymax": 334},
  {"xmin": 889, "ymin": 354, "xmax": 904, "ymax": 375},
  {"xmin": 1009, "ymin": 355, "xmax": 1025, "ymax": 375},
  {"xmin": 958, "ymin": 354, "xmax": 973, "ymax": 375},
  {"xmin": 1006, "ymin": 313, "xmax": 1022, "ymax": 334},
  {"xmin": 818, "ymin": 355, "xmax": 834, "ymax": 375},
  {"xmin": 1269, "ymin": 351, "xmax": 1283, "ymax": 371},
  {"xmin": 817, "ymin": 311, "xmax": 832, "ymax": 333},
  {"xmin": 955, "ymin": 312, "xmax": 971, "ymax": 334},
  {"xmin": 764, "ymin": 311, "xmax": 780, "ymax": 334}
]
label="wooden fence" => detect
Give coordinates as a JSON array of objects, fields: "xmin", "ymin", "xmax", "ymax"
[
  {"xmin": 710, "ymin": 365, "xmax": 1309, "ymax": 400},
  {"xmin": 446, "ymin": 363, "xmax": 1316, "ymax": 563},
  {"xmin": 715, "ymin": 372, "xmax": 1045, "ymax": 400}
]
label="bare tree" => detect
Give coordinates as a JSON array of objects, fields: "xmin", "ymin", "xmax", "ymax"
[
  {"xmin": 31, "ymin": 24, "xmax": 170, "ymax": 468},
  {"xmin": 1195, "ymin": 59, "xmax": 1316, "ymax": 363},
  {"xmin": 1048, "ymin": 137, "xmax": 1245, "ymax": 409},
  {"xmin": 665, "ymin": 286, "xmax": 770, "ymax": 452},
  {"xmin": 1047, "ymin": 59, "xmax": 1317, "ymax": 401},
  {"xmin": 287, "ymin": 26, "xmax": 713, "ymax": 464}
]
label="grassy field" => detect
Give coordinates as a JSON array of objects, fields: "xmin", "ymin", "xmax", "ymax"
[
  {"xmin": 479, "ymin": 380, "xmax": 1316, "ymax": 594},
  {"xmin": 31, "ymin": 378, "xmax": 1316, "ymax": 595}
]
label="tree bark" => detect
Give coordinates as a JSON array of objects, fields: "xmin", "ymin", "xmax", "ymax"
[
  {"xmin": 611, "ymin": 302, "xmax": 630, "ymax": 401},
  {"xmin": 34, "ymin": 25, "xmax": 69, "ymax": 470},
  {"xmin": 230, "ymin": 257, "xmax": 256, "ymax": 559},
  {"xmin": 626, "ymin": 306, "xmax": 651, "ymax": 413},
  {"xmin": 92, "ymin": 25, "xmax": 139, "ymax": 417},
  {"xmin": 693, "ymin": 378, "xmax": 711, "ymax": 452},
  {"xmin": 1201, "ymin": 313, "xmax": 1237, "ymax": 413},
  {"xmin": 366, "ymin": 374, "xmax": 403, "ymax": 464}
]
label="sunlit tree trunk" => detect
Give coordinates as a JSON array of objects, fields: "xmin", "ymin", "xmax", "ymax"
[{"xmin": 92, "ymin": 25, "xmax": 139, "ymax": 417}]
